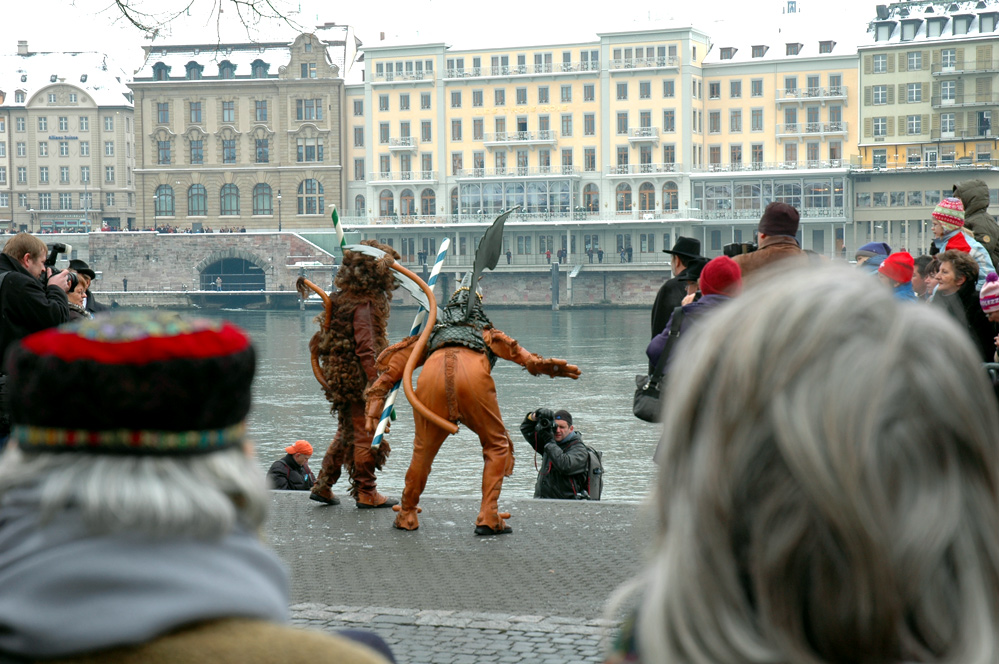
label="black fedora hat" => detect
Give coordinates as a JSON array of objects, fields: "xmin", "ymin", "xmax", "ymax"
[
  {"xmin": 662, "ymin": 236, "xmax": 702, "ymax": 260},
  {"xmin": 68, "ymin": 259, "xmax": 96, "ymax": 280}
]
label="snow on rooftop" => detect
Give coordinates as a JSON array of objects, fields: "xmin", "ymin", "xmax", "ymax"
[{"xmin": 0, "ymin": 49, "xmax": 133, "ymax": 108}]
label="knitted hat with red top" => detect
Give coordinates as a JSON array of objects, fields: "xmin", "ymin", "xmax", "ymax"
[
  {"xmin": 981, "ymin": 272, "xmax": 999, "ymax": 314},
  {"xmin": 4, "ymin": 311, "xmax": 255, "ymax": 455},
  {"xmin": 932, "ymin": 197, "xmax": 966, "ymax": 231},
  {"xmin": 699, "ymin": 256, "xmax": 743, "ymax": 296},
  {"xmin": 877, "ymin": 252, "xmax": 915, "ymax": 284}
]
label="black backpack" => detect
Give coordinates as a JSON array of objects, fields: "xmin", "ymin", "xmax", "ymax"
[{"xmin": 569, "ymin": 440, "xmax": 603, "ymax": 501}]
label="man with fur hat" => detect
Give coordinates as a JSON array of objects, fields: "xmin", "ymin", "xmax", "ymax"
[
  {"xmin": 930, "ymin": 197, "xmax": 995, "ymax": 289},
  {"xmin": 953, "ymin": 179, "xmax": 999, "ymax": 266},
  {"xmin": 0, "ymin": 311, "xmax": 392, "ymax": 663},
  {"xmin": 302, "ymin": 240, "xmax": 400, "ymax": 509},
  {"xmin": 651, "ymin": 236, "xmax": 702, "ymax": 338},
  {"xmin": 877, "ymin": 252, "xmax": 918, "ymax": 301},
  {"xmin": 732, "ymin": 202, "xmax": 807, "ymax": 280}
]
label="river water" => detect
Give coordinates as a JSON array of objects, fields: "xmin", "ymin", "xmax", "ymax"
[{"xmin": 199, "ymin": 307, "xmax": 661, "ymax": 502}]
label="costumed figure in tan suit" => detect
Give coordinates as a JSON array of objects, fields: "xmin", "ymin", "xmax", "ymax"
[
  {"xmin": 298, "ymin": 241, "xmax": 400, "ymax": 509},
  {"xmin": 364, "ymin": 211, "xmax": 581, "ymax": 535}
]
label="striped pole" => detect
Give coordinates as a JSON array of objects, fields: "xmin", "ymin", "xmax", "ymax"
[{"xmin": 372, "ymin": 238, "xmax": 450, "ymax": 447}]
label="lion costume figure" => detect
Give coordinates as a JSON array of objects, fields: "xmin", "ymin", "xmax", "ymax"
[{"xmin": 297, "ymin": 240, "xmax": 400, "ymax": 509}]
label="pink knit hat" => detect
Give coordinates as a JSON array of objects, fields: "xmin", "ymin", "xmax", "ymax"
[
  {"xmin": 980, "ymin": 272, "xmax": 999, "ymax": 314},
  {"xmin": 932, "ymin": 197, "xmax": 965, "ymax": 231}
]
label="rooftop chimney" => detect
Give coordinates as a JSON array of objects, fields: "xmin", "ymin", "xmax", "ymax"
[{"xmin": 17, "ymin": 40, "xmax": 28, "ymax": 56}]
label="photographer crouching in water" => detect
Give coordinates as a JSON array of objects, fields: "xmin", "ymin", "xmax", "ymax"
[{"xmin": 519, "ymin": 409, "xmax": 590, "ymax": 500}]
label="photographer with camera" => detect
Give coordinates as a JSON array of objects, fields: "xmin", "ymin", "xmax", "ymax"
[
  {"xmin": 519, "ymin": 408, "xmax": 590, "ymax": 500},
  {"xmin": 0, "ymin": 234, "xmax": 72, "ymax": 446}
]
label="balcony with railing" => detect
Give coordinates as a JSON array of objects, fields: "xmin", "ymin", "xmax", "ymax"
[
  {"xmin": 627, "ymin": 127, "xmax": 660, "ymax": 144},
  {"xmin": 388, "ymin": 137, "xmax": 419, "ymax": 151},
  {"xmin": 931, "ymin": 93, "xmax": 999, "ymax": 108},
  {"xmin": 368, "ymin": 170, "xmax": 438, "ymax": 183},
  {"xmin": 849, "ymin": 155, "xmax": 999, "ymax": 171},
  {"xmin": 483, "ymin": 130, "xmax": 558, "ymax": 147},
  {"xmin": 775, "ymin": 86, "xmax": 848, "ymax": 103},
  {"xmin": 443, "ymin": 62, "xmax": 603, "ymax": 79},
  {"xmin": 371, "ymin": 69, "xmax": 435, "ymax": 84},
  {"xmin": 455, "ymin": 165, "xmax": 581, "ymax": 178},
  {"xmin": 930, "ymin": 127, "xmax": 995, "ymax": 140},
  {"xmin": 609, "ymin": 56, "xmax": 679, "ymax": 70},
  {"xmin": 693, "ymin": 206, "xmax": 846, "ymax": 221},
  {"xmin": 932, "ymin": 58, "xmax": 999, "ymax": 75},
  {"xmin": 690, "ymin": 160, "xmax": 847, "ymax": 173},
  {"xmin": 776, "ymin": 121, "xmax": 848, "ymax": 138},
  {"xmin": 606, "ymin": 163, "xmax": 683, "ymax": 177}
]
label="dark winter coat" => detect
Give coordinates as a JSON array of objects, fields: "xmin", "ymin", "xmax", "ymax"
[
  {"xmin": 954, "ymin": 179, "xmax": 999, "ymax": 266},
  {"xmin": 646, "ymin": 293, "xmax": 732, "ymax": 371},
  {"xmin": 933, "ymin": 280, "xmax": 997, "ymax": 362},
  {"xmin": 651, "ymin": 271, "xmax": 688, "ymax": 338},
  {"xmin": 519, "ymin": 416, "xmax": 590, "ymax": 499},
  {"xmin": 267, "ymin": 454, "xmax": 315, "ymax": 490},
  {"xmin": 85, "ymin": 290, "xmax": 110, "ymax": 314},
  {"xmin": 0, "ymin": 253, "xmax": 69, "ymax": 367}
]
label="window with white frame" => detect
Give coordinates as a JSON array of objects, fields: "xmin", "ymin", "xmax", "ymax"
[
  {"xmin": 873, "ymin": 117, "xmax": 887, "ymax": 136},
  {"xmin": 873, "ymin": 54, "xmax": 887, "ymax": 73},
  {"xmin": 908, "ymin": 115, "xmax": 922, "ymax": 134},
  {"xmin": 873, "ymin": 85, "xmax": 887, "ymax": 105},
  {"xmin": 907, "ymin": 83, "xmax": 922, "ymax": 103}
]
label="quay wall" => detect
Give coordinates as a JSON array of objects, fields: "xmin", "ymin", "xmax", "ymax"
[{"xmin": 1, "ymin": 233, "xmax": 671, "ymax": 308}]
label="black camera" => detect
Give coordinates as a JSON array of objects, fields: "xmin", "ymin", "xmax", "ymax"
[
  {"xmin": 44, "ymin": 243, "xmax": 78, "ymax": 292},
  {"xmin": 533, "ymin": 408, "xmax": 556, "ymax": 433},
  {"xmin": 722, "ymin": 242, "xmax": 757, "ymax": 258}
]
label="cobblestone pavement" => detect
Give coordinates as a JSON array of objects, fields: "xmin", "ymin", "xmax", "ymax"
[
  {"xmin": 290, "ymin": 603, "xmax": 614, "ymax": 663},
  {"xmin": 267, "ymin": 492, "xmax": 652, "ymax": 663}
]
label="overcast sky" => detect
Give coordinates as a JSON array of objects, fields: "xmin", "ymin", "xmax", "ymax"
[{"xmin": 2, "ymin": 0, "xmax": 885, "ymax": 73}]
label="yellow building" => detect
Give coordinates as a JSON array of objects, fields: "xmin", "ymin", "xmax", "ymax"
[
  {"xmin": 345, "ymin": 17, "xmax": 865, "ymax": 262},
  {"xmin": 852, "ymin": 0, "xmax": 999, "ymax": 254}
]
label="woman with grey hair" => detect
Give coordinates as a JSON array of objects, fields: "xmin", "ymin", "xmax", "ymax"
[{"xmin": 606, "ymin": 266, "xmax": 999, "ymax": 663}]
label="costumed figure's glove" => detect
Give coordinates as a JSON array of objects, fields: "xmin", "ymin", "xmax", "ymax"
[
  {"xmin": 524, "ymin": 355, "xmax": 582, "ymax": 379},
  {"xmin": 364, "ymin": 382, "xmax": 391, "ymax": 435}
]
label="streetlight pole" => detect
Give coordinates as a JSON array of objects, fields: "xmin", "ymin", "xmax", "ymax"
[{"xmin": 277, "ymin": 190, "xmax": 282, "ymax": 232}]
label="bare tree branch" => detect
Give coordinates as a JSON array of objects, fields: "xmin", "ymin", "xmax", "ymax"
[{"xmin": 98, "ymin": 0, "xmax": 305, "ymax": 42}]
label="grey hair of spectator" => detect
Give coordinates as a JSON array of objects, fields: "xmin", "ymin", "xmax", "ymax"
[
  {"xmin": 614, "ymin": 266, "xmax": 999, "ymax": 663},
  {"xmin": 0, "ymin": 445, "xmax": 269, "ymax": 538}
]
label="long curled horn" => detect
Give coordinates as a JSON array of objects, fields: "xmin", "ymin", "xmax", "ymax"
[
  {"xmin": 391, "ymin": 262, "xmax": 459, "ymax": 435},
  {"xmin": 296, "ymin": 276, "xmax": 333, "ymax": 391}
]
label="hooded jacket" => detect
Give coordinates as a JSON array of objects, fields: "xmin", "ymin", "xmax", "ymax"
[{"xmin": 954, "ymin": 179, "xmax": 999, "ymax": 265}]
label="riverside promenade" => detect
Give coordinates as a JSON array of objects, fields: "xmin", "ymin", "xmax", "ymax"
[{"xmin": 266, "ymin": 492, "xmax": 652, "ymax": 664}]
